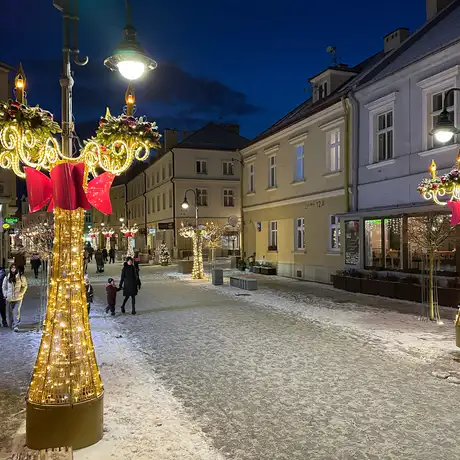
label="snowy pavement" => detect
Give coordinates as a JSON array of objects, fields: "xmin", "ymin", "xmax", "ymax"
[{"xmin": 2, "ymin": 263, "xmax": 460, "ymax": 459}]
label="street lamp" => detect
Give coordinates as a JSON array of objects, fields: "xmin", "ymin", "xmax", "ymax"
[
  {"xmin": 430, "ymin": 88, "xmax": 460, "ymax": 143},
  {"xmin": 104, "ymin": 0, "xmax": 158, "ymax": 80},
  {"xmin": 182, "ymin": 189, "xmax": 198, "ymax": 228}
]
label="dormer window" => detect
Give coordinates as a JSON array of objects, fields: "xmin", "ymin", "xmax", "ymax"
[{"xmin": 318, "ymin": 81, "xmax": 328, "ymax": 100}]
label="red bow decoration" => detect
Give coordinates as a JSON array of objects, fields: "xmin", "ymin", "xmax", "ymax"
[
  {"xmin": 25, "ymin": 163, "xmax": 115, "ymax": 215},
  {"xmin": 447, "ymin": 200, "xmax": 460, "ymax": 226}
]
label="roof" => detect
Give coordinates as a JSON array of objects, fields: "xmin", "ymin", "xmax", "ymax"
[
  {"xmin": 356, "ymin": 0, "xmax": 460, "ymax": 87},
  {"xmin": 0, "ymin": 61, "xmax": 14, "ymax": 72},
  {"xmin": 246, "ymin": 51, "xmax": 384, "ymax": 147},
  {"xmin": 308, "ymin": 64, "xmax": 357, "ymax": 82},
  {"xmin": 174, "ymin": 122, "xmax": 249, "ymax": 151}
]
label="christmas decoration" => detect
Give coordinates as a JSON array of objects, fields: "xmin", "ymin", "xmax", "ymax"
[
  {"xmin": 417, "ymin": 156, "xmax": 460, "ymax": 215},
  {"xmin": 19, "ymin": 220, "xmax": 54, "ymax": 259},
  {"xmin": 203, "ymin": 221, "xmax": 224, "ymax": 266},
  {"xmin": 88, "ymin": 227, "xmax": 100, "ymax": 250},
  {"xmin": 179, "ymin": 223, "xmax": 205, "ymax": 279},
  {"xmin": 0, "ymin": 65, "xmax": 161, "ymax": 449},
  {"xmin": 120, "ymin": 222, "xmax": 138, "ymax": 258},
  {"xmin": 159, "ymin": 242, "xmax": 170, "ymax": 266},
  {"xmin": 102, "ymin": 228, "xmax": 115, "ymax": 251}
]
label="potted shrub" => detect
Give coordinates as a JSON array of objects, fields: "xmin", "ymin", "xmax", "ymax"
[
  {"xmin": 253, "ymin": 262, "xmax": 261, "ymax": 274},
  {"xmin": 361, "ymin": 271, "xmax": 381, "ymax": 296},
  {"xmin": 237, "ymin": 259, "xmax": 247, "ymax": 272},
  {"xmin": 260, "ymin": 263, "xmax": 277, "ymax": 275},
  {"xmin": 344, "ymin": 269, "xmax": 363, "ymax": 293}
]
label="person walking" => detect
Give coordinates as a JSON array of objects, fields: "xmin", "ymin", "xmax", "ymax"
[
  {"xmin": 102, "ymin": 247, "xmax": 108, "ymax": 263},
  {"xmin": 0, "ymin": 267, "xmax": 7, "ymax": 327},
  {"xmin": 105, "ymin": 277, "xmax": 119, "ymax": 316},
  {"xmin": 30, "ymin": 253, "xmax": 42, "ymax": 279},
  {"xmin": 134, "ymin": 250, "xmax": 140, "ymax": 272},
  {"xmin": 2, "ymin": 264, "xmax": 28, "ymax": 332},
  {"xmin": 84, "ymin": 275, "xmax": 94, "ymax": 315},
  {"xmin": 109, "ymin": 247, "xmax": 116, "ymax": 264},
  {"xmin": 95, "ymin": 249, "xmax": 104, "ymax": 273},
  {"xmin": 14, "ymin": 253, "xmax": 26, "ymax": 276},
  {"xmin": 88, "ymin": 246, "xmax": 94, "ymax": 262},
  {"xmin": 119, "ymin": 257, "xmax": 141, "ymax": 315}
]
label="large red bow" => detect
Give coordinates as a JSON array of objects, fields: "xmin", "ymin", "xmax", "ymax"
[
  {"xmin": 447, "ymin": 200, "xmax": 460, "ymax": 226},
  {"xmin": 25, "ymin": 163, "xmax": 115, "ymax": 215}
]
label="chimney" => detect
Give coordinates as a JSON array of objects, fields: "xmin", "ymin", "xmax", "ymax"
[
  {"xmin": 384, "ymin": 28, "xmax": 409, "ymax": 53},
  {"xmin": 163, "ymin": 129, "xmax": 179, "ymax": 152},
  {"xmin": 426, "ymin": 0, "xmax": 454, "ymax": 20}
]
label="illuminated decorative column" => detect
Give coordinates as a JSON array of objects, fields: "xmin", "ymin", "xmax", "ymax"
[
  {"xmin": 88, "ymin": 227, "xmax": 99, "ymax": 250},
  {"xmin": 0, "ymin": 67, "xmax": 161, "ymax": 449},
  {"xmin": 179, "ymin": 224, "xmax": 205, "ymax": 279},
  {"xmin": 120, "ymin": 222, "xmax": 138, "ymax": 258},
  {"xmin": 103, "ymin": 228, "xmax": 115, "ymax": 251}
]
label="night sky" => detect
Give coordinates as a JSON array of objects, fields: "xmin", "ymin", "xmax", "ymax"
[{"xmin": 0, "ymin": 0, "xmax": 426, "ymax": 140}]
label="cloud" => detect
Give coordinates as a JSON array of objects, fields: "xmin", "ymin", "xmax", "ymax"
[{"xmin": 17, "ymin": 58, "xmax": 261, "ymax": 132}]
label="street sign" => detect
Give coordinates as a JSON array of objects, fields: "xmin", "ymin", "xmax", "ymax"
[{"xmin": 158, "ymin": 222, "xmax": 174, "ymax": 230}]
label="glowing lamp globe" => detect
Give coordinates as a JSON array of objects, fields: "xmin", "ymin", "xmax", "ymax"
[
  {"xmin": 430, "ymin": 109, "xmax": 460, "ymax": 144},
  {"xmin": 181, "ymin": 201, "xmax": 189, "ymax": 210},
  {"xmin": 434, "ymin": 129, "xmax": 455, "ymax": 144}
]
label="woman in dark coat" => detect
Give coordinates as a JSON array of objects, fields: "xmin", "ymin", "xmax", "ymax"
[
  {"xmin": 119, "ymin": 257, "xmax": 141, "ymax": 315},
  {"xmin": 30, "ymin": 253, "xmax": 42, "ymax": 279},
  {"xmin": 95, "ymin": 249, "xmax": 104, "ymax": 273}
]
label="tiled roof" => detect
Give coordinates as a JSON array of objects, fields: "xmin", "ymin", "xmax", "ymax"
[
  {"xmin": 175, "ymin": 122, "xmax": 249, "ymax": 151},
  {"xmin": 246, "ymin": 51, "xmax": 384, "ymax": 147}
]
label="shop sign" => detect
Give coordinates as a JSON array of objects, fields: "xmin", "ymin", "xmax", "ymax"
[
  {"xmin": 149, "ymin": 228, "xmax": 156, "ymax": 234},
  {"xmin": 4, "ymin": 216, "xmax": 18, "ymax": 224},
  {"xmin": 158, "ymin": 222, "xmax": 174, "ymax": 230},
  {"xmin": 2, "ymin": 223, "xmax": 9, "ymax": 230}
]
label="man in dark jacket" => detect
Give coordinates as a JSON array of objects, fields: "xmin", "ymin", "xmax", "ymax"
[
  {"xmin": 119, "ymin": 257, "xmax": 141, "ymax": 315},
  {"xmin": 95, "ymin": 249, "xmax": 104, "ymax": 273},
  {"xmin": 0, "ymin": 267, "xmax": 7, "ymax": 327},
  {"xmin": 109, "ymin": 248, "xmax": 116, "ymax": 264}
]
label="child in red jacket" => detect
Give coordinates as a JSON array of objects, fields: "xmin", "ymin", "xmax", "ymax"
[{"xmin": 105, "ymin": 278, "xmax": 119, "ymax": 316}]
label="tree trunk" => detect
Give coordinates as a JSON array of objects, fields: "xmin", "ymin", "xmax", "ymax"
[{"xmin": 428, "ymin": 249, "xmax": 435, "ymax": 321}]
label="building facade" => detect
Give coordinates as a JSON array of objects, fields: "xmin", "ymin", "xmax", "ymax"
[{"xmin": 341, "ymin": 0, "xmax": 460, "ymax": 275}]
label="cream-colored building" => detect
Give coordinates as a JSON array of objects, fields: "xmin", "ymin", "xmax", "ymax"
[{"xmin": 241, "ymin": 58, "xmax": 383, "ymax": 283}]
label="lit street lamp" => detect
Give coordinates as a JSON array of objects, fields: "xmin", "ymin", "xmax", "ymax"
[
  {"xmin": 182, "ymin": 189, "xmax": 198, "ymax": 229},
  {"xmin": 430, "ymin": 88, "xmax": 460, "ymax": 143}
]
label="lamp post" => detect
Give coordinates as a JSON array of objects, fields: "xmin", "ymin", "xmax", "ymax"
[
  {"xmin": 429, "ymin": 88, "xmax": 460, "ymax": 144},
  {"xmin": 181, "ymin": 189, "xmax": 204, "ymax": 279},
  {"xmin": 0, "ymin": 0, "xmax": 160, "ymax": 451}
]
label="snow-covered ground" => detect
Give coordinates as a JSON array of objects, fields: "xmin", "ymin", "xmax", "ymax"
[{"xmin": 3, "ymin": 264, "xmax": 460, "ymax": 459}]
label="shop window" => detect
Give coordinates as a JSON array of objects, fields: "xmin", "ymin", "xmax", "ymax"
[
  {"xmin": 384, "ymin": 218, "xmax": 402, "ymax": 269},
  {"xmin": 365, "ymin": 218, "xmax": 402, "ymax": 269},
  {"xmin": 365, "ymin": 219, "xmax": 382, "ymax": 268},
  {"xmin": 345, "ymin": 220, "xmax": 360, "ymax": 265}
]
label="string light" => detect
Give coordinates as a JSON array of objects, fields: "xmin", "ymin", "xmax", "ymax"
[
  {"xmin": 120, "ymin": 222, "xmax": 138, "ymax": 258},
  {"xmin": 179, "ymin": 223, "xmax": 205, "ymax": 279}
]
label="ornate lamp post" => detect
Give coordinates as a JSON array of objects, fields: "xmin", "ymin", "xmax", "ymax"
[
  {"xmin": 120, "ymin": 221, "xmax": 138, "ymax": 258},
  {"xmin": 88, "ymin": 226, "xmax": 100, "ymax": 250},
  {"xmin": 180, "ymin": 189, "xmax": 205, "ymax": 279},
  {"xmin": 0, "ymin": 0, "xmax": 160, "ymax": 450},
  {"xmin": 102, "ymin": 227, "xmax": 115, "ymax": 252}
]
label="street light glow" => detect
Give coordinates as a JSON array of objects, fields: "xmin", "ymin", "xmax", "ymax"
[
  {"xmin": 182, "ymin": 200, "xmax": 189, "ymax": 210},
  {"xmin": 434, "ymin": 129, "xmax": 455, "ymax": 144},
  {"xmin": 117, "ymin": 60, "xmax": 145, "ymax": 81}
]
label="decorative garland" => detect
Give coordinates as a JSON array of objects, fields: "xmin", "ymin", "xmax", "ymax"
[
  {"xmin": 417, "ymin": 168, "xmax": 460, "ymax": 194},
  {"xmin": 89, "ymin": 112, "xmax": 161, "ymax": 150},
  {"xmin": 0, "ymin": 100, "xmax": 61, "ymax": 140}
]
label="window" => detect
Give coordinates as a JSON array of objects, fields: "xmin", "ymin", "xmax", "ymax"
[
  {"xmin": 196, "ymin": 188, "xmax": 208, "ymax": 206},
  {"xmin": 327, "ymin": 129, "xmax": 341, "ymax": 172},
  {"xmin": 152, "ymin": 197, "xmax": 155, "ymax": 213},
  {"xmin": 148, "ymin": 199, "xmax": 151, "ymax": 214},
  {"xmin": 269, "ymin": 155, "xmax": 276, "ymax": 188},
  {"xmin": 316, "ymin": 81, "xmax": 328, "ymax": 101},
  {"xmin": 156, "ymin": 171, "xmax": 160, "ymax": 183},
  {"xmin": 157, "ymin": 195, "xmax": 160, "ymax": 211},
  {"xmin": 269, "ymin": 221, "xmax": 278, "ymax": 250},
  {"xmin": 141, "ymin": 203, "xmax": 144, "ymax": 217},
  {"xmin": 249, "ymin": 163, "xmax": 255, "ymax": 193},
  {"xmin": 295, "ymin": 145, "xmax": 304, "ymax": 181},
  {"xmin": 376, "ymin": 110, "xmax": 393, "ymax": 161},
  {"xmin": 329, "ymin": 215, "xmax": 341, "ymax": 251},
  {"xmin": 162, "ymin": 193, "xmax": 166, "ymax": 210},
  {"xmin": 151, "ymin": 174, "xmax": 155, "ymax": 186},
  {"xmin": 365, "ymin": 218, "xmax": 402, "ymax": 269},
  {"xmin": 169, "ymin": 189, "xmax": 173, "ymax": 208},
  {"xmin": 223, "ymin": 161, "xmax": 234, "ymax": 176},
  {"xmin": 223, "ymin": 189, "xmax": 234, "ymax": 207},
  {"xmin": 146, "ymin": 175, "xmax": 150, "ymax": 189},
  {"xmin": 295, "ymin": 218, "xmax": 305, "ymax": 250},
  {"xmin": 162, "ymin": 166, "xmax": 166, "ymax": 180},
  {"xmin": 430, "ymin": 90, "xmax": 455, "ymax": 148},
  {"xmin": 168, "ymin": 162, "xmax": 172, "ymax": 177},
  {"xmin": 196, "ymin": 160, "xmax": 207, "ymax": 175}
]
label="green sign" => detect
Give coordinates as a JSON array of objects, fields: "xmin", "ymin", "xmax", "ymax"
[{"xmin": 4, "ymin": 216, "xmax": 18, "ymax": 224}]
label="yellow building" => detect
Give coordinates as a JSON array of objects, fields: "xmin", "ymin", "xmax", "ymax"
[{"xmin": 242, "ymin": 62, "xmax": 380, "ymax": 283}]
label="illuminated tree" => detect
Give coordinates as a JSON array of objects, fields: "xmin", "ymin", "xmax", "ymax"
[
  {"xmin": 179, "ymin": 223, "xmax": 204, "ymax": 279},
  {"xmin": 203, "ymin": 221, "xmax": 224, "ymax": 266}
]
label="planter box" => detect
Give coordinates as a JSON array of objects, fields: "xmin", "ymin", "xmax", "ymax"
[
  {"xmin": 395, "ymin": 283, "xmax": 423, "ymax": 303},
  {"xmin": 177, "ymin": 260, "xmax": 193, "ymax": 274},
  {"xmin": 345, "ymin": 277, "xmax": 362, "ymax": 293},
  {"xmin": 253, "ymin": 266, "xmax": 262, "ymax": 274},
  {"xmin": 260, "ymin": 267, "xmax": 277, "ymax": 275},
  {"xmin": 438, "ymin": 287, "xmax": 460, "ymax": 308},
  {"xmin": 361, "ymin": 279, "xmax": 381, "ymax": 296},
  {"xmin": 377, "ymin": 280, "xmax": 397, "ymax": 298},
  {"xmin": 332, "ymin": 274, "xmax": 346, "ymax": 290}
]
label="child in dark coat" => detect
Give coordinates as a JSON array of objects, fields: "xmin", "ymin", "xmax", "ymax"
[{"xmin": 105, "ymin": 278, "xmax": 119, "ymax": 316}]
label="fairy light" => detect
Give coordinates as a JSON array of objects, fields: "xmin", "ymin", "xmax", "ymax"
[
  {"xmin": 120, "ymin": 222, "xmax": 138, "ymax": 258},
  {"xmin": 102, "ymin": 228, "xmax": 115, "ymax": 251},
  {"xmin": 179, "ymin": 223, "xmax": 205, "ymax": 279}
]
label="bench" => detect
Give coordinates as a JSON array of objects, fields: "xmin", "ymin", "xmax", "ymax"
[{"xmin": 230, "ymin": 276, "xmax": 258, "ymax": 291}]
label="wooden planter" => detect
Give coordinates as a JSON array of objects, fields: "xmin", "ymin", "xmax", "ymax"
[
  {"xmin": 260, "ymin": 266, "xmax": 277, "ymax": 275},
  {"xmin": 361, "ymin": 279, "xmax": 381, "ymax": 296},
  {"xmin": 438, "ymin": 287, "xmax": 460, "ymax": 308},
  {"xmin": 345, "ymin": 276, "xmax": 362, "ymax": 293},
  {"xmin": 253, "ymin": 266, "xmax": 261, "ymax": 274},
  {"xmin": 395, "ymin": 283, "xmax": 423, "ymax": 303},
  {"xmin": 332, "ymin": 274, "xmax": 347, "ymax": 290}
]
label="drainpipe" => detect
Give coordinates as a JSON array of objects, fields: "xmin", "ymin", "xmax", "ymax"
[
  {"xmin": 341, "ymin": 96, "xmax": 351, "ymax": 212},
  {"xmin": 171, "ymin": 149, "xmax": 177, "ymax": 252},
  {"xmin": 143, "ymin": 171, "xmax": 148, "ymax": 249},
  {"xmin": 348, "ymin": 89, "xmax": 359, "ymax": 212}
]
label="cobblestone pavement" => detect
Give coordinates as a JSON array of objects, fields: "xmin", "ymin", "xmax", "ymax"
[{"xmin": 92, "ymin": 268, "xmax": 460, "ymax": 460}]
